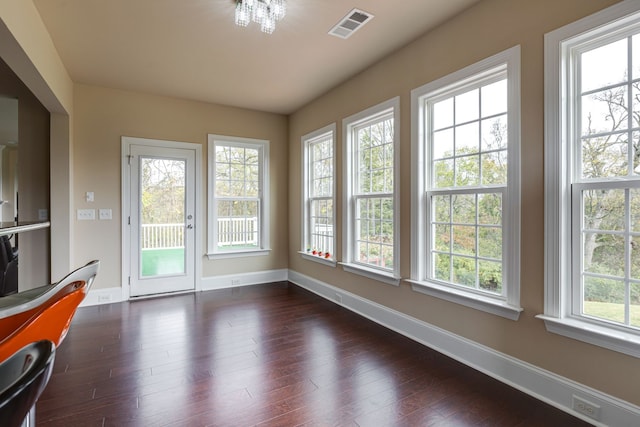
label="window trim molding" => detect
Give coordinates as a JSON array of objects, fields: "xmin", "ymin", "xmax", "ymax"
[
  {"xmin": 540, "ymin": 0, "xmax": 640, "ymax": 357},
  {"xmin": 339, "ymin": 262, "xmax": 401, "ymax": 286},
  {"xmin": 407, "ymin": 279, "xmax": 522, "ymax": 321},
  {"xmin": 299, "ymin": 251, "xmax": 337, "ymax": 267},
  {"xmin": 410, "ymin": 45, "xmax": 522, "ymax": 320},
  {"xmin": 300, "ymin": 123, "xmax": 337, "ymax": 266},
  {"xmin": 207, "ymin": 134, "xmax": 270, "ymax": 259},
  {"xmin": 342, "ymin": 97, "xmax": 401, "ymax": 284}
]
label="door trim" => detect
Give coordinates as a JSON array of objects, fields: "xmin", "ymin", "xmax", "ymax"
[{"xmin": 121, "ymin": 136, "xmax": 202, "ymax": 300}]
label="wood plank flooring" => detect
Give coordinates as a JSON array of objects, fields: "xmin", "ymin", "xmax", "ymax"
[{"xmin": 36, "ymin": 282, "xmax": 590, "ymax": 426}]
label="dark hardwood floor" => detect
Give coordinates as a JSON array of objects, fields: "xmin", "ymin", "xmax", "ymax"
[{"xmin": 36, "ymin": 282, "xmax": 590, "ymax": 426}]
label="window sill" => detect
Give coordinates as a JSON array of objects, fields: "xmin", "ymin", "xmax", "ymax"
[
  {"xmin": 536, "ymin": 314, "xmax": 640, "ymax": 358},
  {"xmin": 408, "ymin": 279, "xmax": 522, "ymax": 321},
  {"xmin": 339, "ymin": 262, "xmax": 401, "ymax": 286},
  {"xmin": 206, "ymin": 249, "xmax": 271, "ymax": 260},
  {"xmin": 299, "ymin": 251, "xmax": 337, "ymax": 267}
]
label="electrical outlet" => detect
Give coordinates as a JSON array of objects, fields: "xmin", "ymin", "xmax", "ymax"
[
  {"xmin": 99, "ymin": 208, "xmax": 112, "ymax": 220},
  {"xmin": 231, "ymin": 279, "xmax": 240, "ymax": 286},
  {"xmin": 98, "ymin": 294, "xmax": 112, "ymax": 303},
  {"xmin": 335, "ymin": 293, "xmax": 343, "ymax": 304},
  {"xmin": 77, "ymin": 209, "xmax": 96, "ymax": 220},
  {"xmin": 572, "ymin": 395, "xmax": 600, "ymax": 421},
  {"xmin": 38, "ymin": 209, "xmax": 48, "ymax": 221}
]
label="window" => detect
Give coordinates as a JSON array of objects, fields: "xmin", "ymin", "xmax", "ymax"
[
  {"xmin": 410, "ymin": 46, "xmax": 521, "ymax": 320},
  {"xmin": 342, "ymin": 98, "xmax": 400, "ymax": 285},
  {"xmin": 207, "ymin": 135, "xmax": 269, "ymax": 258},
  {"xmin": 542, "ymin": 1, "xmax": 640, "ymax": 357},
  {"xmin": 301, "ymin": 124, "xmax": 336, "ymax": 265}
]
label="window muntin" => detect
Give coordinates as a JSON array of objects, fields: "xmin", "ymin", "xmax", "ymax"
[
  {"xmin": 411, "ymin": 46, "xmax": 521, "ymax": 319},
  {"xmin": 342, "ymin": 98, "xmax": 400, "ymax": 284},
  {"xmin": 354, "ymin": 115, "xmax": 395, "ymax": 269},
  {"xmin": 302, "ymin": 126, "xmax": 335, "ymax": 260},
  {"xmin": 431, "ymin": 79, "xmax": 508, "ymax": 189},
  {"xmin": 427, "ymin": 74, "xmax": 508, "ymax": 298},
  {"xmin": 214, "ymin": 144, "xmax": 261, "ymax": 251},
  {"xmin": 572, "ymin": 32, "xmax": 640, "ymax": 330},
  {"xmin": 430, "ymin": 189, "xmax": 504, "ymax": 294},
  {"xmin": 208, "ymin": 135, "xmax": 269, "ymax": 256},
  {"xmin": 542, "ymin": 2, "xmax": 640, "ymax": 357}
]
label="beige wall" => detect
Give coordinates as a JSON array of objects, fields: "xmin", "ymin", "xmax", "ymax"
[
  {"xmin": 0, "ymin": 0, "xmax": 72, "ymax": 114},
  {"xmin": 288, "ymin": 0, "xmax": 638, "ymax": 405},
  {"xmin": 72, "ymin": 84, "xmax": 289, "ymax": 288}
]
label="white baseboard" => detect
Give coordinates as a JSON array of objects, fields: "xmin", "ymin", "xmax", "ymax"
[
  {"xmin": 200, "ymin": 268, "xmax": 288, "ymax": 291},
  {"xmin": 82, "ymin": 269, "xmax": 288, "ymax": 307},
  {"xmin": 288, "ymin": 269, "xmax": 640, "ymax": 427},
  {"xmin": 80, "ymin": 287, "xmax": 125, "ymax": 307}
]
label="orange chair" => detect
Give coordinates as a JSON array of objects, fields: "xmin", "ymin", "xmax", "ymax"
[{"xmin": 0, "ymin": 260, "xmax": 100, "ymax": 363}]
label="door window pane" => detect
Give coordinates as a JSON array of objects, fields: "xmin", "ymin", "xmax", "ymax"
[{"xmin": 140, "ymin": 157, "xmax": 186, "ymax": 277}]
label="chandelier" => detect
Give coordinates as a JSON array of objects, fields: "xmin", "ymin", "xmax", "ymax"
[{"xmin": 235, "ymin": 0, "xmax": 287, "ymax": 34}]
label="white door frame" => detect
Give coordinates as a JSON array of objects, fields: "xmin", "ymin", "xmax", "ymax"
[{"xmin": 121, "ymin": 136, "xmax": 202, "ymax": 300}]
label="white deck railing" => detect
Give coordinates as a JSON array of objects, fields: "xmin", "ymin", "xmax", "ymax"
[
  {"xmin": 217, "ymin": 217, "xmax": 258, "ymax": 247},
  {"xmin": 141, "ymin": 218, "xmax": 259, "ymax": 249},
  {"xmin": 310, "ymin": 224, "xmax": 333, "ymax": 253},
  {"xmin": 141, "ymin": 223, "xmax": 184, "ymax": 249}
]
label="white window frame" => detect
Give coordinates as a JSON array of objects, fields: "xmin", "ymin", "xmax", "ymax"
[
  {"xmin": 300, "ymin": 123, "xmax": 337, "ymax": 267},
  {"xmin": 540, "ymin": 0, "xmax": 640, "ymax": 358},
  {"xmin": 409, "ymin": 46, "xmax": 522, "ymax": 320},
  {"xmin": 342, "ymin": 97, "xmax": 401, "ymax": 286},
  {"xmin": 207, "ymin": 134, "xmax": 270, "ymax": 259}
]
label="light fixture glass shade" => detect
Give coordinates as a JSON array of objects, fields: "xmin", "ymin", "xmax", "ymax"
[
  {"xmin": 235, "ymin": 0, "xmax": 286, "ymax": 33},
  {"xmin": 261, "ymin": 15, "xmax": 275, "ymax": 34},
  {"xmin": 235, "ymin": 2, "xmax": 250, "ymax": 27},
  {"xmin": 271, "ymin": 0, "xmax": 286, "ymax": 20},
  {"xmin": 253, "ymin": 2, "xmax": 267, "ymax": 23}
]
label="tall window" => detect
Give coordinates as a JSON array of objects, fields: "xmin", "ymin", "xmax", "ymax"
[
  {"xmin": 543, "ymin": 2, "xmax": 640, "ymax": 357},
  {"xmin": 207, "ymin": 135, "xmax": 269, "ymax": 258},
  {"xmin": 343, "ymin": 98, "xmax": 400, "ymax": 285},
  {"xmin": 411, "ymin": 47, "xmax": 521, "ymax": 320},
  {"xmin": 301, "ymin": 124, "xmax": 336, "ymax": 263}
]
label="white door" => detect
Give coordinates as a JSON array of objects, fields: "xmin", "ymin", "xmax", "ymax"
[{"xmin": 127, "ymin": 143, "xmax": 196, "ymax": 297}]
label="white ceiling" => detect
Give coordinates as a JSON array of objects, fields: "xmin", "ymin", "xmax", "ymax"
[{"xmin": 33, "ymin": 0, "xmax": 479, "ymax": 114}]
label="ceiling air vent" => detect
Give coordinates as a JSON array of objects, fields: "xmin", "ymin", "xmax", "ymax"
[{"xmin": 329, "ymin": 8, "xmax": 374, "ymax": 39}]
